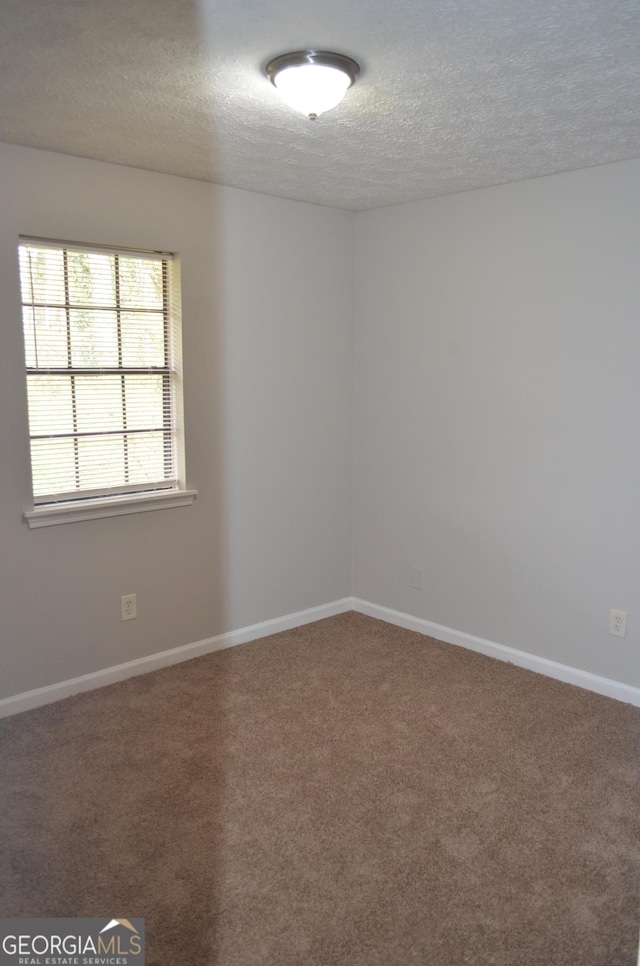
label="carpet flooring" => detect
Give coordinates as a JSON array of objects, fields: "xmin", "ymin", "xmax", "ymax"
[{"xmin": 1, "ymin": 612, "xmax": 639, "ymax": 965}]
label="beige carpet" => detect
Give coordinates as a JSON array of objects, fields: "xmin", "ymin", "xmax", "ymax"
[{"xmin": 1, "ymin": 612, "xmax": 639, "ymax": 965}]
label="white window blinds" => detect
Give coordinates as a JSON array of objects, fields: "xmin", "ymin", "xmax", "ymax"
[{"xmin": 19, "ymin": 238, "xmax": 181, "ymax": 506}]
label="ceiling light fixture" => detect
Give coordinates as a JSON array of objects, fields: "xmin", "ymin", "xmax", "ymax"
[{"xmin": 265, "ymin": 50, "xmax": 360, "ymax": 120}]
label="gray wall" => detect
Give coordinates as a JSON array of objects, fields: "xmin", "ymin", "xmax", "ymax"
[
  {"xmin": 353, "ymin": 158, "xmax": 640, "ymax": 687},
  {"xmin": 2, "ymin": 143, "xmax": 639, "ymax": 701},
  {"xmin": 0, "ymin": 143, "xmax": 354, "ymax": 699}
]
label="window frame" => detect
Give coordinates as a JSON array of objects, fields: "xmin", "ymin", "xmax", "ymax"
[{"xmin": 19, "ymin": 236, "xmax": 196, "ymax": 528}]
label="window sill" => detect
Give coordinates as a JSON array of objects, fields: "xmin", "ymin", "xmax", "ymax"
[{"xmin": 23, "ymin": 488, "xmax": 198, "ymax": 529}]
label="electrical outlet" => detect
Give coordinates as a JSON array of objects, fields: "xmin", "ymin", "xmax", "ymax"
[
  {"xmin": 411, "ymin": 567, "xmax": 423, "ymax": 591},
  {"xmin": 609, "ymin": 609, "xmax": 627, "ymax": 638},
  {"xmin": 121, "ymin": 594, "xmax": 137, "ymax": 621}
]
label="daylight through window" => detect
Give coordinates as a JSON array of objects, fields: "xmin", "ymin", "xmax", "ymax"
[{"xmin": 19, "ymin": 238, "xmax": 182, "ymax": 507}]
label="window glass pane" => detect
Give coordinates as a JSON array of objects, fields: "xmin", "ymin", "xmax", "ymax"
[
  {"xmin": 125, "ymin": 374, "xmax": 164, "ymax": 430},
  {"xmin": 76, "ymin": 435, "xmax": 170, "ymax": 489},
  {"xmin": 31, "ymin": 437, "xmax": 77, "ymax": 496},
  {"xmin": 67, "ymin": 251, "xmax": 116, "ymax": 307},
  {"xmin": 27, "ymin": 376, "xmax": 74, "ymax": 436},
  {"xmin": 23, "ymin": 307, "xmax": 37, "ymax": 368},
  {"xmin": 127, "ymin": 431, "xmax": 166, "ymax": 483},
  {"xmin": 119, "ymin": 257, "xmax": 163, "ymax": 310},
  {"xmin": 120, "ymin": 312, "xmax": 165, "ymax": 367},
  {"xmin": 70, "ymin": 309, "xmax": 119, "ymax": 368},
  {"xmin": 23, "ymin": 306, "xmax": 68, "ymax": 368},
  {"xmin": 19, "ymin": 246, "xmax": 66, "ymax": 305},
  {"xmin": 74, "ymin": 375, "xmax": 123, "ymax": 433},
  {"xmin": 77, "ymin": 435, "xmax": 125, "ymax": 489}
]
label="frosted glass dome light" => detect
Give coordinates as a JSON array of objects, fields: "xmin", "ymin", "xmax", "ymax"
[{"xmin": 266, "ymin": 51, "xmax": 360, "ymax": 119}]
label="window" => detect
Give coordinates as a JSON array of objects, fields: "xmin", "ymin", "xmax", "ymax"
[{"xmin": 19, "ymin": 237, "xmax": 195, "ymax": 527}]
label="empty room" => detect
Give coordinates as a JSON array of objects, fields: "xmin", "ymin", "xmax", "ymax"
[{"xmin": 0, "ymin": 0, "xmax": 639, "ymax": 964}]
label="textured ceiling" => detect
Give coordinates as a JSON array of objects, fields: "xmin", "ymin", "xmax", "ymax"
[{"xmin": 0, "ymin": 0, "xmax": 638, "ymax": 210}]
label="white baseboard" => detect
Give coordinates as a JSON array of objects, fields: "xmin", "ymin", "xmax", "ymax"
[
  {"xmin": 0, "ymin": 598, "xmax": 353, "ymax": 719},
  {"xmin": 2, "ymin": 595, "xmax": 638, "ymax": 717},
  {"xmin": 351, "ymin": 598, "xmax": 640, "ymax": 708}
]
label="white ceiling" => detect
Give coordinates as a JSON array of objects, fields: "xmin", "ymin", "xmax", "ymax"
[{"xmin": 1, "ymin": 0, "xmax": 639, "ymax": 210}]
